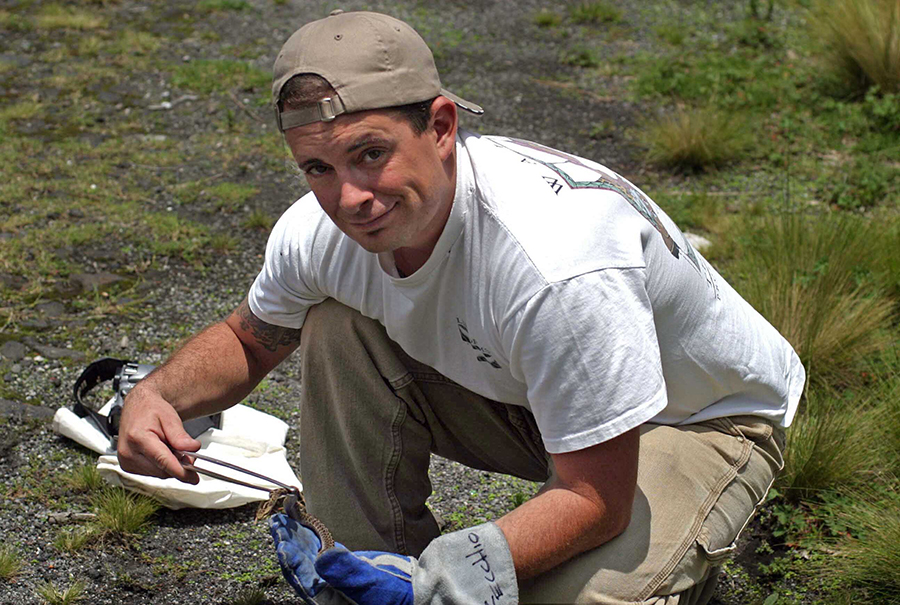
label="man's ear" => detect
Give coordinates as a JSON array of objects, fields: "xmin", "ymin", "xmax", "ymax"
[{"xmin": 430, "ymin": 96, "xmax": 458, "ymax": 161}]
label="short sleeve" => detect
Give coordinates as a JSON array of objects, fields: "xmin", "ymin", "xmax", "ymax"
[
  {"xmin": 505, "ymin": 267, "xmax": 667, "ymax": 453},
  {"xmin": 247, "ymin": 199, "xmax": 329, "ymax": 329}
]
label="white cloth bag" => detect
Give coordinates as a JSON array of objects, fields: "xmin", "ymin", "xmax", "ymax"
[{"xmin": 52, "ymin": 400, "xmax": 301, "ymax": 510}]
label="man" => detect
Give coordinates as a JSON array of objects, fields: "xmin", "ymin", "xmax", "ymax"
[{"xmin": 118, "ymin": 9, "xmax": 805, "ymax": 605}]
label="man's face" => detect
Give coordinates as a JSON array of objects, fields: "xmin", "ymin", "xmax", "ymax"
[{"xmin": 284, "ymin": 107, "xmax": 456, "ymax": 261}]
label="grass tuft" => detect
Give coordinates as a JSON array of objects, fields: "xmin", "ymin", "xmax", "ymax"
[
  {"xmin": 35, "ymin": 580, "xmax": 86, "ymax": 605},
  {"xmin": 66, "ymin": 463, "xmax": 105, "ymax": 492},
  {"xmin": 534, "ymin": 9, "xmax": 562, "ymax": 28},
  {"xmin": 561, "ymin": 46, "xmax": 601, "ymax": 68},
  {"xmin": 243, "ymin": 209, "xmax": 273, "ymax": 231},
  {"xmin": 198, "ymin": 0, "xmax": 252, "ymax": 11},
  {"xmin": 0, "ymin": 545, "xmax": 23, "ymax": 580},
  {"xmin": 816, "ymin": 0, "xmax": 900, "ymax": 96},
  {"xmin": 832, "ymin": 488, "xmax": 900, "ymax": 601},
  {"xmin": 172, "ymin": 60, "xmax": 269, "ymax": 95},
  {"xmin": 53, "ymin": 527, "xmax": 100, "ymax": 554},
  {"xmin": 640, "ymin": 106, "xmax": 751, "ymax": 171},
  {"xmin": 569, "ymin": 1, "xmax": 623, "ymax": 25},
  {"xmin": 726, "ymin": 213, "xmax": 895, "ymax": 388},
  {"xmin": 34, "ymin": 5, "xmax": 105, "ymax": 30},
  {"xmin": 230, "ymin": 587, "xmax": 267, "ymax": 605},
  {"xmin": 778, "ymin": 391, "xmax": 882, "ymax": 501},
  {"xmin": 91, "ymin": 487, "xmax": 160, "ymax": 536}
]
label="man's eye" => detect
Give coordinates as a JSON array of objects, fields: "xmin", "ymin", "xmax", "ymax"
[
  {"xmin": 304, "ymin": 164, "xmax": 329, "ymax": 177},
  {"xmin": 362, "ymin": 149, "xmax": 384, "ymax": 163}
]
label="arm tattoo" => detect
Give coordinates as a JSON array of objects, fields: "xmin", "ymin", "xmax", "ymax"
[{"xmin": 236, "ymin": 299, "xmax": 303, "ymax": 353}]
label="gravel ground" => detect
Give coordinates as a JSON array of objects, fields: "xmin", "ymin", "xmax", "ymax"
[{"xmin": 1, "ymin": 1, "xmax": 780, "ymax": 603}]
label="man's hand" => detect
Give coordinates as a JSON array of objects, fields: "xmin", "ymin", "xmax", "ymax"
[
  {"xmin": 114, "ymin": 299, "xmax": 303, "ymax": 484},
  {"xmin": 270, "ymin": 514, "xmax": 518, "ymax": 605},
  {"xmin": 117, "ymin": 383, "xmax": 201, "ymax": 484}
]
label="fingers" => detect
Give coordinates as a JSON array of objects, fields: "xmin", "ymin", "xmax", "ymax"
[{"xmin": 117, "ymin": 386, "xmax": 201, "ymax": 484}]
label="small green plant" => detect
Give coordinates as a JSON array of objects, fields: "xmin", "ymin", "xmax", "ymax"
[
  {"xmin": 91, "ymin": 487, "xmax": 160, "ymax": 536},
  {"xmin": 819, "ymin": 156, "xmax": 899, "ymax": 210},
  {"xmin": 0, "ymin": 545, "xmax": 23, "ymax": 580},
  {"xmin": 34, "ymin": 5, "xmax": 105, "ymax": 30},
  {"xmin": 815, "ymin": 0, "xmax": 900, "ymax": 96},
  {"xmin": 243, "ymin": 209, "xmax": 273, "ymax": 231},
  {"xmin": 210, "ymin": 182, "xmax": 259, "ymax": 212},
  {"xmin": 66, "ymin": 462, "xmax": 104, "ymax": 492},
  {"xmin": 172, "ymin": 60, "xmax": 270, "ymax": 95},
  {"xmin": 53, "ymin": 527, "xmax": 99, "ymax": 553},
  {"xmin": 640, "ymin": 106, "xmax": 751, "ymax": 171},
  {"xmin": 569, "ymin": 1, "xmax": 623, "ymax": 25},
  {"xmin": 198, "ymin": 0, "xmax": 252, "ymax": 11},
  {"xmin": 533, "ymin": 9, "xmax": 562, "ymax": 28},
  {"xmin": 231, "ymin": 587, "xmax": 267, "ymax": 605},
  {"xmin": 210, "ymin": 233, "xmax": 238, "ymax": 253},
  {"xmin": 561, "ymin": 46, "xmax": 600, "ymax": 68},
  {"xmin": 36, "ymin": 580, "xmax": 86, "ymax": 605},
  {"xmin": 654, "ymin": 23, "xmax": 687, "ymax": 46}
]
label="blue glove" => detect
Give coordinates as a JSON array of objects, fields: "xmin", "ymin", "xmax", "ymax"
[{"xmin": 270, "ymin": 514, "xmax": 518, "ymax": 605}]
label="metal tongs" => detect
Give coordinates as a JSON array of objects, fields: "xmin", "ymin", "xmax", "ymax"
[{"xmin": 174, "ymin": 449, "xmax": 335, "ymax": 552}]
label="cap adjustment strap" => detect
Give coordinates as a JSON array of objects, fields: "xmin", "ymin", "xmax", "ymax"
[{"xmin": 276, "ymin": 96, "xmax": 347, "ymax": 132}]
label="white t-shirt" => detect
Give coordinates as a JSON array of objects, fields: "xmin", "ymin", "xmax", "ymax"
[{"xmin": 249, "ymin": 130, "xmax": 805, "ymax": 454}]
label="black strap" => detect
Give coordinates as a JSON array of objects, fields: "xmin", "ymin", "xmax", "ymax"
[{"xmin": 72, "ymin": 358, "xmax": 131, "ymax": 439}]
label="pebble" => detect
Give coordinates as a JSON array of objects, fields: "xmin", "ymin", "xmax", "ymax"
[{"xmin": 0, "ymin": 340, "xmax": 26, "ymax": 361}]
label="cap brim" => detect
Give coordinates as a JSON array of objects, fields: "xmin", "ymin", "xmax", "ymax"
[{"xmin": 441, "ymin": 88, "xmax": 484, "ymax": 115}]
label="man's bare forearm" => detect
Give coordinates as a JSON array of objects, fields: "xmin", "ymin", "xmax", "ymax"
[
  {"xmin": 133, "ymin": 322, "xmax": 257, "ymax": 420},
  {"xmin": 133, "ymin": 298, "xmax": 303, "ymax": 420}
]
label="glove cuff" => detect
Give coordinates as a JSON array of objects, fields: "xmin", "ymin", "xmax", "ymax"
[{"xmin": 413, "ymin": 522, "xmax": 518, "ymax": 605}]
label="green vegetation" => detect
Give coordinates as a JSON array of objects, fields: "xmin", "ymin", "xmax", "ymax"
[
  {"xmin": 640, "ymin": 106, "xmax": 751, "ymax": 170},
  {"xmin": 569, "ymin": 1, "xmax": 623, "ymax": 25},
  {"xmin": 533, "ymin": 9, "xmax": 562, "ymax": 28},
  {"xmin": 561, "ymin": 45, "xmax": 600, "ymax": 68},
  {"xmin": 815, "ymin": 0, "xmax": 900, "ymax": 96},
  {"xmin": 36, "ymin": 580, "xmax": 86, "ymax": 605},
  {"xmin": 243, "ymin": 209, "xmax": 274, "ymax": 230},
  {"xmin": 65, "ymin": 462, "xmax": 105, "ymax": 492},
  {"xmin": 199, "ymin": 0, "xmax": 253, "ymax": 12},
  {"xmin": 172, "ymin": 60, "xmax": 270, "ymax": 95},
  {"xmin": 0, "ymin": 545, "xmax": 23, "ymax": 580},
  {"xmin": 91, "ymin": 487, "xmax": 161, "ymax": 536},
  {"xmin": 230, "ymin": 588, "xmax": 267, "ymax": 605},
  {"xmin": 54, "ymin": 527, "xmax": 101, "ymax": 553},
  {"xmin": 34, "ymin": 4, "xmax": 105, "ymax": 30}
]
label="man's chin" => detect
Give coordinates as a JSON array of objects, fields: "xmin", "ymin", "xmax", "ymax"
[{"xmin": 346, "ymin": 229, "xmax": 396, "ymax": 254}]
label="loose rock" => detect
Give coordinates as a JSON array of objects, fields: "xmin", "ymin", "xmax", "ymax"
[{"xmin": 0, "ymin": 340, "xmax": 27, "ymax": 361}]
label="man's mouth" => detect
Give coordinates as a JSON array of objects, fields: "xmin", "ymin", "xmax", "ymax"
[{"xmin": 349, "ymin": 202, "xmax": 396, "ymax": 231}]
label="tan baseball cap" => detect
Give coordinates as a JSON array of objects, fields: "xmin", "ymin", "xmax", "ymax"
[{"xmin": 272, "ymin": 10, "xmax": 484, "ymax": 132}]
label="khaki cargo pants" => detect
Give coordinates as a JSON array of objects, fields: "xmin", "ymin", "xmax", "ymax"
[{"xmin": 298, "ymin": 299, "xmax": 785, "ymax": 604}]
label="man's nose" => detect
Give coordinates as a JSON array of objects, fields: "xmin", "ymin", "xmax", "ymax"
[{"xmin": 338, "ymin": 177, "xmax": 373, "ymax": 215}]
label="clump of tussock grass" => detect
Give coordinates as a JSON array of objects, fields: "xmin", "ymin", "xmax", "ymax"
[
  {"xmin": 243, "ymin": 209, "xmax": 273, "ymax": 231},
  {"xmin": 569, "ymin": 1, "xmax": 623, "ymax": 25},
  {"xmin": 230, "ymin": 587, "xmax": 267, "ymax": 605},
  {"xmin": 91, "ymin": 487, "xmax": 160, "ymax": 536},
  {"xmin": 830, "ymin": 487, "xmax": 900, "ymax": 602},
  {"xmin": 53, "ymin": 527, "xmax": 101, "ymax": 554},
  {"xmin": 533, "ymin": 9, "xmax": 562, "ymax": 28},
  {"xmin": 778, "ymin": 390, "xmax": 882, "ymax": 501},
  {"xmin": 726, "ymin": 213, "xmax": 895, "ymax": 387},
  {"xmin": 640, "ymin": 106, "xmax": 751, "ymax": 171},
  {"xmin": 36, "ymin": 580, "xmax": 86, "ymax": 605},
  {"xmin": 65, "ymin": 462, "xmax": 104, "ymax": 492},
  {"xmin": 0, "ymin": 545, "xmax": 23, "ymax": 580},
  {"xmin": 815, "ymin": 0, "xmax": 900, "ymax": 96}
]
